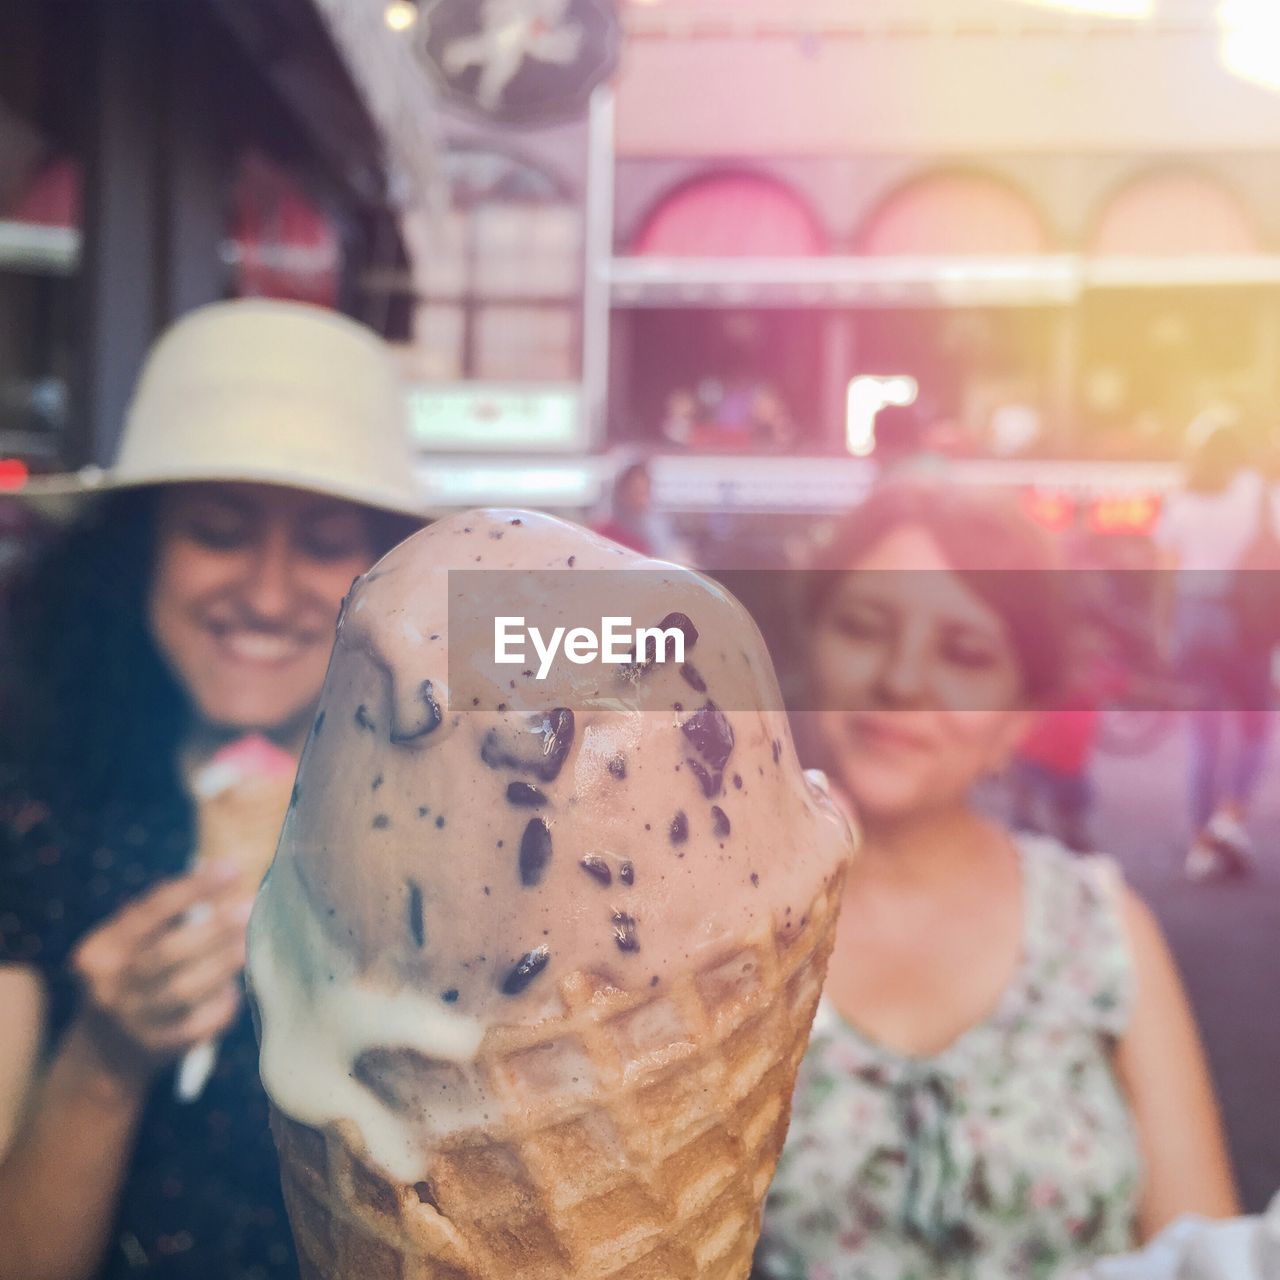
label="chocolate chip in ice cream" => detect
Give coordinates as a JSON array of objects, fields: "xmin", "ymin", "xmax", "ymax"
[
  {"xmin": 506, "ymin": 782, "xmax": 547, "ymax": 808},
  {"xmin": 711, "ymin": 806, "xmax": 731, "ymax": 838},
  {"xmin": 480, "ymin": 708, "xmax": 575, "ymax": 782},
  {"xmin": 607, "ymin": 756, "xmax": 627, "ymax": 781},
  {"xmin": 501, "ymin": 946, "xmax": 550, "ymax": 995},
  {"xmin": 389, "ymin": 679, "xmax": 442, "ymax": 745},
  {"xmin": 579, "ymin": 855, "xmax": 612, "ymax": 886},
  {"xmin": 681, "ymin": 701, "xmax": 735, "ymax": 775},
  {"xmin": 686, "ymin": 758, "xmax": 720, "ymax": 799},
  {"xmin": 669, "ymin": 811, "xmax": 689, "ymax": 845},
  {"xmin": 612, "ymin": 912, "xmax": 639, "ymax": 953},
  {"xmin": 519, "ymin": 818, "xmax": 553, "ymax": 886},
  {"xmin": 680, "ymin": 663, "xmax": 707, "ymax": 693},
  {"xmin": 659, "ymin": 611, "xmax": 699, "ymax": 652},
  {"xmin": 619, "ymin": 860, "xmax": 635, "ymax": 885},
  {"xmin": 407, "ymin": 881, "xmax": 425, "ymax": 947}
]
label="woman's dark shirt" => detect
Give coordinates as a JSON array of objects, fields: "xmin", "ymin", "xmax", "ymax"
[{"xmin": 0, "ymin": 763, "xmax": 298, "ymax": 1280}]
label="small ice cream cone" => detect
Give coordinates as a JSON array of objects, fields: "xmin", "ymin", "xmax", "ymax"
[
  {"xmin": 177, "ymin": 734, "xmax": 296, "ymax": 1102},
  {"xmin": 192, "ymin": 734, "xmax": 298, "ymax": 892}
]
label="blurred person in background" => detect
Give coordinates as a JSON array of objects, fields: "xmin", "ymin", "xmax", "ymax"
[
  {"xmin": 757, "ymin": 483, "xmax": 1236, "ymax": 1280},
  {"xmin": 1154, "ymin": 421, "xmax": 1276, "ymax": 881},
  {"xmin": 593, "ymin": 457, "xmax": 690, "ymax": 562},
  {"xmin": 0, "ymin": 300, "xmax": 422, "ymax": 1280},
  {"xmin": 1009, "ymin": 706, "xmax": 1098, "ymax": 853}
]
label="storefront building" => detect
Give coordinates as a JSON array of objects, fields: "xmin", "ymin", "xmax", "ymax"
[
  {"xmin": 0, "ymin": 0, "xmax": 419, "ymax": 482},
  {"xmin": 599, "ymin": 0, "xmax": 1280, "ymax": 519}
]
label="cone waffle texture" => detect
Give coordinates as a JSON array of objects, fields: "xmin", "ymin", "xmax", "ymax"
[{"xmin": 270, "ymin": 872, "xmax": 844, "ymax": 1280}]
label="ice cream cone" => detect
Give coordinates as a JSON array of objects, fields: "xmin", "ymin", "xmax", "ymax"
[
  {"xmin": 269, "ymin": 869, "xmax": 843, "ymax": 1280},
  {"xmin": 192, "ymin": 734, "xmax": 298, "ymax": 892},
  {"xmin": 247, "ymin": 509, "xmax": 856, "ymax": 1276},
  {"xmin": 178, "ymin": 735, "xmax": 296, "ymax": 1102}
]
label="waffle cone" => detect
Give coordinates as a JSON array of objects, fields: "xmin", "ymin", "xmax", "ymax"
[
  {"xmin": 268, "ymin": 870, "xmax": 844, "ymax": 1280},
  {"xmin": 194, "ymin": 774, "xmax": 294, "ymax": 892}
]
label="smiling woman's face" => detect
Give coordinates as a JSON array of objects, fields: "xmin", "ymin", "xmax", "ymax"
[
  {"xmin": 148, "ymin": 483, "xmax": 379, "ymax": 737},
  {"xmin": 810, "ymin": 524, "xmax": 1032, "ymax": 825}
]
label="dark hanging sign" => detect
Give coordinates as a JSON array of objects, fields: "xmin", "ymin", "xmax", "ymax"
[{"xmin": 416, "ymin": 0, "xmax": 621, "ymax": 128}]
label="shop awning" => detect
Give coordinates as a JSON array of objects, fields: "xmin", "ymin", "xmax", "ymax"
[
  {"xmin": 1089, "ymin": 170, "xmax": 1261, "ymax": 256},
  {"xmin": 631, "ymin": 172, "xmax": 828, "ymax": 257},
  {"xmin": 855, "ymin": 172, "xmax": 1050, "ymax": 257}
]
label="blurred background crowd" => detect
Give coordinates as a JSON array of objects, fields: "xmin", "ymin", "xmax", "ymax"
[{"xmin": 1, "ymin": 2, "xmax": 1279, "ymax": 1278}]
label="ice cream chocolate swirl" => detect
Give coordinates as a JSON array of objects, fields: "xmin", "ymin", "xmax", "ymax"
[{"xmin": 247, "ymin": 509, "xmax": 853, "ymax": 1187}]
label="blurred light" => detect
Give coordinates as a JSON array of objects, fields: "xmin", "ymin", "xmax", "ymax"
[
  {"xmin": 1022, "ymin": 488, "xmax": 1076, "ymax": 532},
  {"xmin": 1087, "ymin": 493, "xmax": 1162, "ymax": 536},
  {"xmin": 1011, "ymin": 0, "xmax": 1153, "ymax": 15},
  {"xmin": 1219, "ymin": 0, "xmax": 1280, "ymax": 92},
  {"xmin": 384, "ymin": 0, "xmax": 418, "ymax": 33},
  {"xmin": 846, "ymin": 375, "xmax": 917, "ymax": 458},
  {"xmin": 0, "ymin": 458, "xmax": 29, "ymax": 491}
]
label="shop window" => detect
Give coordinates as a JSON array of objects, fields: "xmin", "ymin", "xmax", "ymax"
[
  {"xmin": 402, "ymin": 146, "xmax": 581, "ymax": 384},
  {"xmin": 854, "ymin": 308, "xmax": 1055, "ymax": 458},
  {"xmin": 1078, "ymin": 289, "xmax": 1263, "ymax": 458},
  {"xmin": 1, "ymin": 154, "xmax": 82, "ymax": 463},
  {"xmin": 622, "ymin": 308, "xmax": 821, "ymax": 451},
  {"xmin": 475, "ymin": 306, "xmax": 577, "ymax": 382},
  {"xmin": 230, "ymin": 151, "xmax": 340, "ymax": 308}
]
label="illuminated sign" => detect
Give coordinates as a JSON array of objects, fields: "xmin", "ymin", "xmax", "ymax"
[
  {"xmin": 845, "ymin": 375, "xmax": 918, "ymax": 457},
  {"xmin": 0, "ymin": 459, "xmax": 29, "ymax": 491},
  {"xmin": 1087, "ymin": 493, "xmax": 1162, "ymax": 537},
  {"xmin": 1022, "ymin": 488, "xmax": 1076, "ymax": 532},
  {"xmin": 407, "ymin": 384, "xmax": 582, "ymax": 452}
]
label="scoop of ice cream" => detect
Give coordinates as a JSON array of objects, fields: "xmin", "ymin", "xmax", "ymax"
[
  {"xmin": 247, "ymin": 508, "xmax": 853, "ymax": 1182},
  {"xmin": 192, "ymin": 734, "xmax": 297, "ymax": 892}
]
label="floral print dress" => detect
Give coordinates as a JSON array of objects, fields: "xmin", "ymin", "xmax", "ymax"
[{"xmin": 757, "ymin": 836, "xmax": 1142, "ymax": 1280}]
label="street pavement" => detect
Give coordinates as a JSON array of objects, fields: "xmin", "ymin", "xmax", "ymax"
[{"xmin": 1085, "ymin": 719, "xmax": 1280, "ymax": 1214}]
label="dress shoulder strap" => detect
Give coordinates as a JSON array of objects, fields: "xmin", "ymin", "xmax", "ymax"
[{"xmin": 1018, "ymin": 835, "xmax": 1136, "ymax": 1040}]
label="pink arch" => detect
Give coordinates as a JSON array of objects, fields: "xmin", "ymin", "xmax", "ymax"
[
  {"xmin": 856, "ymin": 172, "xmax": 1049, "ymax": 256},
  {"xmin": 631, "ymin": 171, "xmax": 827, "ymax": 258},
  {"xmin": 1090, "ymin": 171, "xmax": 1260, "ymax": 256}
]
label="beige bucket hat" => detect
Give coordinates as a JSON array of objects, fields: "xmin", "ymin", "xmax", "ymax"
[{"xmin": 20, "ymin": 298, "xmax": 424, "ymax": 517}]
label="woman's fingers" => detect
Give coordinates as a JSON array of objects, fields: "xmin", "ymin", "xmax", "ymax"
[
  {"xmin": 141, "ymin": 983, "xmax": 244, "ymax": 1057},
  {"xmin": 138, "ymin": 935, "xmax": 249, "ymax": 1025},
  {"xmin": 69, "ymin": 865, "xmax": 257, "ymax": 1067},
  {"xmin": 72, "ymin": 862, "xmax": 243, "ymax": 976},
  {"xmin": 130, "ymin": 899, "xmax": 252, "ymax": 991}
]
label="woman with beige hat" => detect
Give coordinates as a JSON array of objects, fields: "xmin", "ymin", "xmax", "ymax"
[{"xmin": 0, "ymin": 299, "xmax": 423, "ymax": 1280}]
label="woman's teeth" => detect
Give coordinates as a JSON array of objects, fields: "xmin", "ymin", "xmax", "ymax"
[{"xmin": 221, "ymin": 631, "xmax": 305, "ymax": 663}]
